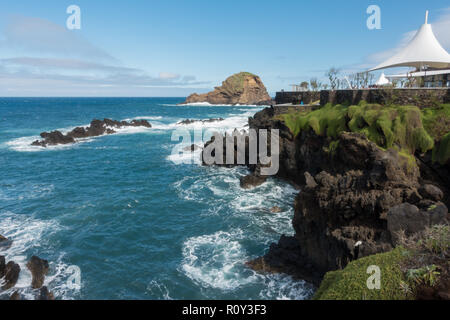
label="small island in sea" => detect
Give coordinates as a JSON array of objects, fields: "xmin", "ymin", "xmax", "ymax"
[{"xmin": 179, "ymin": 72, "xmax": 273, "ymax": 106}]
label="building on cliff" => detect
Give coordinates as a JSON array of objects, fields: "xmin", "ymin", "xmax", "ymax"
[{"xmin": 369, "ymin": 11, "xmax": 450, "ymax": 88}]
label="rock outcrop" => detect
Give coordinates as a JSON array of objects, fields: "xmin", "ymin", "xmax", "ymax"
[
  {"xmin": 0, "ymin": 235, "xmax": 12, "ymax": 250},
  {"xmin": 2, "ymin": 261, "xmax": 20, "ymax": 290},
  {"xmin": 225, "ymin": 105, "xmax": 450, "ymax": 287},
  {"xmin": 27, "ymin": 256, "xmax": 49, "ymax": 289},
  {"xmin": 31, "ymin": 118, "xmax": 151, "ymax": 147},
  {"xmin": 177, "ymin": 118, "xmax": 224, "ymax": 125},
  {"xmin": 181, "ymin": 72, "xmax": 272, "ymax": 105}
]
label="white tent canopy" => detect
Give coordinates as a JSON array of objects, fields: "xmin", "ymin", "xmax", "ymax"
[
  {"xmin": 375, "ymin": 72, "xmax": 391, "ymax": 85},
  {"xmin": 369, "ymin": 11, "xmax": 450, "ymax": 72}
]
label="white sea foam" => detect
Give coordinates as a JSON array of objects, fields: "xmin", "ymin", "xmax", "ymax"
[
  {"xmin": 181, "ymin": 230, "xmax": 259, "ymax": 290},
  {"xmin": 259, "ymin": 274, "xmax": 314, "ymax": 300},
  {"xmin": 0, "ymin": 212, "xmax": 79, "ymax": 300},
  {"xmin": 146, "ymin": 280, "xmax": 173, "ymax": 300},
  {"xmin": 0, "ymin": 183, "xmax": 54, "ymax": 202}
]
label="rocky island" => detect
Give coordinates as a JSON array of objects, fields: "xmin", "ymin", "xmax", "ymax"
[
  {"xmin": 180, "ymin": 72, "xmax": 273, "ymax": 105},
  {"xmin": 31, "ymin": 118, "xmax": 152, "ymax": 147}
]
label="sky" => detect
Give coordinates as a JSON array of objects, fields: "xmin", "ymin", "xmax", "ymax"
[{"xmin": 0, "ymin": 0, "xmax": 449, "ymax": 97}]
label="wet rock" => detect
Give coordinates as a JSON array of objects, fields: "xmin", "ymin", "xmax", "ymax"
[
  {"xmin": 32, "ymin": 131, "xmax": 75, "ymax": 147},
  {"xmin": 240, "ymin": 174, "xmax": 267, "ymax": 189},
  {"xmin": 183, "ymin": 144, "xmax": 201, "ymax": 152},
  {"xmin": 419, "ymin": 184, "xmax": 444, "ymax": 202},
  {"xmin": 27, "ymin": 256, "xmax": 49, "ymax": 289},
  {"xmin": 10, "ymin": 291, "xmax": 21, "ymax": 300},
  {"xmin": 0, "ymin": 235, "xmax": 12, "ymax": 250},
  {"xmin": 270, "ymin": 206, "xmax": 282, "ymax": 213},
  {"xmin": 31, "ymin": 118, "xmax": 151, "ymax": 147},
  {"xmin": 177, "ymin": 118, "xmax": 224, "ymax": 125},
  {"xmin": 38, "ymin": 286, "xmax": 55, "ymax": 300},
  {"xmin": 2, "ymin": 261, "xmax": 20, "ymax": 290},
  {"xmin": 0, "ymin": 255, "xmax": 5, "ymax": 278}
]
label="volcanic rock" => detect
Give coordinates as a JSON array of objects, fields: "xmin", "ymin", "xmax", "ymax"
[
  {"xmin": 2, "ymin": 261, "xmax": 20, "ymax": 290},
  {"xmin": 27, "ymin": 256, "xmax": 49, "ymax": 289},
  {"xmin": 181, "ymin": 72, "xmax": 271, "ymax": 105},
  {"xmin": 31, "ymin": 118, "xmax": 152, "ymax": 147},
  {"xmin": 38, "ymin": 286, "xmax": 55, "ymax": 300},
  {"xmin": 0, "ymin": 235, "xmax": 12, "ymax": 250}
]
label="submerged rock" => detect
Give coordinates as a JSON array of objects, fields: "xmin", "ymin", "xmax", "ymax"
[
  {"xmin": 180, "ymin": 72, "xmax": 271, "ymax": 105},
  {"xmin": 0, "ymin": 255, "xmax": 5, "ymax": 278},
  {"xmin": 177, "ymin": 118, "xmax": 224, "ymax": 125},
  {"xmin": 0, "ymin": 235, "xmax": 12, "ymax": 250},
  {"xmin": 37, "ymin": 286, "xmax": 55, "ymax": 300},
  {"xmin": 27, "ymin": 256, "xmax": 49, "ymax": 289},
  {"xmin": 2, "ymin": 261, "xmax": 20, "ymax": 290},
  {"xmin": 10, "ymin": 291, "xmax": 21, "ymax": 300},
  {"xmin": 270, "ymin": 206, "xmax": 282, "ymax": 213},
  {"xmin": 183, "ymin": 144, "xmax": 202, "ymax": 152},
  {"xmin": 31, "ymin": 118, "xmax": 152, "ymax": 147},
  {"xmin": 240, "ymin": 174, "xmax": 267, "ymax": 189}
]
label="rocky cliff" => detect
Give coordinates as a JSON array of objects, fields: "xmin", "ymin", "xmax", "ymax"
[
  {"xmin": 181, "ymin": 72, "xmax": 272, "ymax": 105},
  {"xmin": 201, "ymin": 102, "xmax": 450, "ymax": 295}
]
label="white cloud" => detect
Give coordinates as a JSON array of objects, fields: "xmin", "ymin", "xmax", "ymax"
[
  {"xmin": 0, "ymin": 15, "xmax": 210, "ymax": 95},
  {"xmin": 1, "ymin": 15, "xmax": 115, "ymax": 62},
  {"xmin": 158, "ymin": 72, "xmax": 180, "ymax": 80}
]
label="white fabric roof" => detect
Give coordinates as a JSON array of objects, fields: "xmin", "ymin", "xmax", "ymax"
[
  {"xmin": 387, "ymin": 69, "xmax": 450, "ymax": 78},
  {"xmin": 375, "ymin": 73, "xmax": 391, "ymax": 85},
  {"xmin": 370, "ymin": 15, "xmax": 450, "ymax": 71}
]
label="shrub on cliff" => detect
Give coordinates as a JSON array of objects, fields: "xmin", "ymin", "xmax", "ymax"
[
  {"xmin": 313, "ymin": 248, "xmax": 411, "ymax": 300},
  {"xmin": 280, "ymin": 102, "xmax": 450, "ymax": 164},
  {"xmin": 314, "ymin": 225, "xmax": 449, "ymax": 300}
]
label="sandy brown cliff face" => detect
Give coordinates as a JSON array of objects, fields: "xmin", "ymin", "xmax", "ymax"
[{"xmin": 181, "ymin": 72, "xmax": 272, "ymax": 105}]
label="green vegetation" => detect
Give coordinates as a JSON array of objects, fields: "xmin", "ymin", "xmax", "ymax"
[
  {"xmin": 224, "ymin": 72, "xmax": 256, "ymax": 92},
  {"xmin": 432, "ymin": 132, "xmax": 450, "ymax": 165},
  {"xmin": 315, "ymin": 225, "xmax": 449, "ymax": 300},
  {"xmin": 280, "ymin": 102, "xmax": 450, "ymax": 163},
  {"xmin": 314, "ymin": 248, "xmax": 411, "ymax": 300}
]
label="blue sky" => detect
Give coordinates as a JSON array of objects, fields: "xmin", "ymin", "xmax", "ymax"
[{"xmin": 0, "ymin": 0, "xmax": 449, "ymax": 96}]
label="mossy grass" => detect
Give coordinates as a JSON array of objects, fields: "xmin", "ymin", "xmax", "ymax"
[
  {"xmin": 280, "ymin": 102, "xmax": 449, "ymax": 163},
  {"xmin": 313, "ymin": 248, "xmax": 412, "ymax": 300},
  {"xmin": 224, "ymin": 72, "xmax": 257, "ymax": 92}
]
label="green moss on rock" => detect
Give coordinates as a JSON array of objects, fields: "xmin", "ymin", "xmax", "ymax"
[
  {"xmin": 314, "ymin": 248, "xmax": 411, "ymax": 300},
  {"xmin": 281, "ymin": 103, "xmax": 443, "ymax": 158}
]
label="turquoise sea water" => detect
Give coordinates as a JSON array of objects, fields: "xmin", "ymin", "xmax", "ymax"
[{"xmin": 0, "ymin": 98, "xmax": 312, "ymax": 300}]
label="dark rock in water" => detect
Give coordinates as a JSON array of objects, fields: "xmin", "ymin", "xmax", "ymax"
[
  {"xmin": 0, "ymin": 255, "xmax": 5, "ymax": 278},
  {"xmin": 10, "ymin": 291, "xmax": 21, "ymax": 300},
  {"xmin": 183, "ymin": 144, "xmax": 201, "ymax": 152},
  {"xmin": 387, "ymin": 202, "xmax": 448, "ymax": 245},
  {"xmin": 38, "ymin": 286, "xmax": 55, "ymax": 300},
  {"xmin": 32, "ymin": 131, "xmax": 75, "ymax": 147},
  {"xmin": 270, "ymin": 206, "xmax": 282, "ymax": 213},
  {"xmin": 2, "ymin": 261, "xmax": 20, "ymax": 290},
  {"xmin": 0, "ymin": 235, "xmax": 13, "ymax": 250},
  {"xmin": 31, "ymin": 118, "xmax": 152, "ymax": 147},
  {"xmin": 419, "ymin": 184, "xmax": 444, "ymax": 202},
  {"xmin": 27, "ymin": 256, "xmax": 49, "ymax": 289},
  {"xmin": 246, "ymin": 235, "xmax": 322, "ymax": 286},
  {"xmin": 177, "ymin": 118, "xmax": 224, "ymax": 125},
  {"xmin": 240, "ymin": 174, "xmax": 267, "ymax": 189}
]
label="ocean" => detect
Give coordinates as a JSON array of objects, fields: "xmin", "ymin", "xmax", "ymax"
[{"xmin": 0, "ymin": 97, "xmax": 313, "ymax": 300}]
